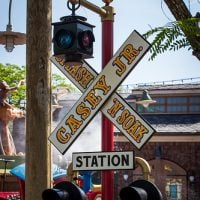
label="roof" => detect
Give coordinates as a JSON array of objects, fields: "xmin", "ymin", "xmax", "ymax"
[
  {"xmin": 143, "ymin": 114, "xmax": 200, "ymax": 134},
  {"xmin": 133, "ymin": 84, "xmax": 200, "ymax": 90}
]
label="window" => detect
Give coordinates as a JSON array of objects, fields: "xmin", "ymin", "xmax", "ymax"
[
  {"xmin": 145, "ymin": 105, "xmax": 165, "ymax": 113},
  {"xmin": 155, "ymin": 97, "xmax": 165, "ymax": 104},
  {"xmin": 167, "ymin": 97, "xmax": 187, "ymax": 104},
  {"xmin": 137, "ymin": 97, "xmax": 165, "ymax": 113},
  {"xmin": 190, "ymin": 97, "xmax": 200, "ymax": 103},
  {"xmin": 190, "ymin": 105, "xmax": 200, "ymax": 112},
  {"xmin": 130, "ymin": 95, "xmax": 200, "ymax": 114},
  {"xmin": 170, "ymin": 185, "xmax": 178, "ymax": 198},
  {"xmin": 167, "ymin": 106, "xmax": 187, "ymax": 112},
  {"xmin": 189, "ymin": 97, "xmax": 200, "ymax": 112},
  {"xmin": 166, "ymin": 179, "xmax": 182, "ymax": 200}
]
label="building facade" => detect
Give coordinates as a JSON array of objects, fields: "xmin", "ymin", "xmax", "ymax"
[{"xmin": 114, "ymin": 84, "xmax": 200, "ymax": 200}]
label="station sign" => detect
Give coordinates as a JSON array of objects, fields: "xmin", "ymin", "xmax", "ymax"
[
  {"xmin": 49, "ymin": 30, "xmax": 152, "ymax": 154},
  {"xmin": 72, "ymin": 151, "xmax": 135, "ymax": 171}
]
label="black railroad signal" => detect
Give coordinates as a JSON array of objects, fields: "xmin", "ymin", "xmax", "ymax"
[
  {"xmin": 52, "ymin": 15, "xmax": 95, "ymax": 64},
  {"xmin": 42, "ymin": 181, "xmax": 86, "ymax": 200},
  {"xmin": 120, "ymin": 179, "xmax": 163, "ymax": 200}
]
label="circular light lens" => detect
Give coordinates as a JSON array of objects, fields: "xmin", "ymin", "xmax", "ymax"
[
  {"xmin": 55, "ymin": 30, "xmax": 74, "ymax": 49},
  {"xmin": 79, "ymin": 30, "xmax": 94, "ymax": 49},
  {"xmin": 82, "ymin": 32, "xmax": 90, "ymax": 47}
]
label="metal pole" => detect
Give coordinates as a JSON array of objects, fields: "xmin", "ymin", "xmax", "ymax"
[
  {"xmin": 135, "ymin": 157, "xmax": 151, "ymax": 180},
  {"xmin": 26, "ymin": 0, "xmax": 52, "ymax": 200},
  {"xmin": 68, "ymin": 1, "xmax": 115, "ymax": 199},
  {"xmin": 101, "ymin": 4, "xmax": 115, "ymax": 200},
  {"xmin": 69, "ymin": 0, "xmax": 107, "ymax": 17}
]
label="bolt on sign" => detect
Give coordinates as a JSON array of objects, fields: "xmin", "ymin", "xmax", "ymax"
[
  {"xmin": 72, "ymin": 151, "xmax": 135, "ymax": 171},
  {"xmin": 49, "ymin": 30, "xmax": 154, "ymax": 155}
]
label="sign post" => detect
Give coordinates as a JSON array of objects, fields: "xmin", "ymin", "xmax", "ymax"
[
  {"xmin": 101, "ymin": 5, "xmax": 114, "ymax": 200},
  {"xmin": 51, "ymin": 2, "xmax": 153, "ymax": 200}
]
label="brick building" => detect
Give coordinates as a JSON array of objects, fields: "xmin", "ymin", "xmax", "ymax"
[{"xmin": 114, "ymin": 83, "xmax": 200, "ymax": 200}]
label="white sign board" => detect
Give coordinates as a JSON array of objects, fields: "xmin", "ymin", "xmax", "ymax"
[
  {"xmin": 49, "ymin": 30, "xmax": 150, "ymax": 154},
  {"xmin": 72, "ymin": 151, "xmax": 134, "ymax": 171},
  {"xmin": 51, "ymin": 56, "xmax": 155, "ymax": 149}
]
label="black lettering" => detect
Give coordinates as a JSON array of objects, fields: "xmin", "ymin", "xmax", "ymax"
[
  {"xmin": 108, "ymin": 155, "xmax": 111, "ymax": 166},
  {"xmin": 111, "ymin": 155, "xmax": 120, "ymax": 166},
  {"xmin": 98, "ymin": 155, "xmax": 106, "ymax": 166},
  {"xmin": 83, "ymin": 156, "xmax": 91, "ymax": 167},
  {"xmin": 91, "ymin": 156, "xmax": 98, "ymax": 167},
  {"xmin": 76, "ymin": 156, "xmax": 82, "ymax": 167},
  {"xmin": 121, "ymin": 154, "xmax": 129, "ymax": 166}
]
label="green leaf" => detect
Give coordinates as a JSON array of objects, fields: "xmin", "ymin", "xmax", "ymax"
[{"xmin": 143, "ymin": 17, "xmax": 199, "ymax": 60}]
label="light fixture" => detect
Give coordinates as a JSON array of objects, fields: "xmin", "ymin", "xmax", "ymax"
[
  {"xmin": 125, "ymin": 94, "xmax": 138, "ymax": 103},
  {"xmin": 123, "ymin": 174, "xmax": 129, "ymax": 181},
  {"xmin": 189, "ymin": 175, "xmax": 195, "ymax": 182},
  {"xmin": 0, "ymin": 0, "xmax": 26, "ymax": 52},
  {"xmin": 136, "ymin": 90, "xmax": 156, "ymax": 108}
]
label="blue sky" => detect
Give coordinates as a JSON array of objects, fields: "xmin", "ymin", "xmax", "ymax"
[{"xmin": 0, "ymin": 0, "xmax": 199, "ymax": 85}]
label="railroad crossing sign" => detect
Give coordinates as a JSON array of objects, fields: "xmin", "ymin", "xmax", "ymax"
[
  {"xmin": 50, "ymin": 55, "xmax": 156, "ymax": 150},
  {"xmin": 49, "ymin": 30, "xmax": 156, "ymax": 155}
]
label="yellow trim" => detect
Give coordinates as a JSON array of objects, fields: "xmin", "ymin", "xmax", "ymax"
[{"xmin": 135, "ymin": 157, "xmax": 151, "ymax": 181}]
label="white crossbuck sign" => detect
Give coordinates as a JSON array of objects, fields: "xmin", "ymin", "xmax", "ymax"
[{"xmin": 49, "ymin": 30, "xmax": 156, "ymax": 155}]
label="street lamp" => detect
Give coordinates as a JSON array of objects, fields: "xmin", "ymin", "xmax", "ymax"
[
  {"xmin": 126, "ymin": 90, "xmax": 156, "ymax": 108},
  {"xmin": 125, "ymin": 94, "xmax": 138, "ymax": 103},
  {"xmin": 123, "ymin": 173, "xmax": 129, "ymax": 180},
  {"xmin": 189, "ymin": 175, "xmax": 195, "ymax": 183},
  {"xmin": 123, "ymin": 173, "xmax": 129, "ymax": 187},
  {"xmin": 0, "ymin": 0, "xmax": 26, "ymax": 52},
  {"xmin": 136, "ymin": 90, "xmax": 156, "ymax": 108},
  {"xmin": 188, "ymin": 171, "xmax": 196, "ymax": 200}
]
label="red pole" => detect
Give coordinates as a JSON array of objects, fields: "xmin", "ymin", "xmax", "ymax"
[
  {"xmin": 101, "ymin": 5, "xmax": 114, "ymax": 200},
  {"xmin": 68, "ymin": 1, "xmax": 115, "ymax": 199}
]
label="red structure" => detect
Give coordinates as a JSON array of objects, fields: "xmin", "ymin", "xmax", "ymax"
[
  {"xmin": 101, "ymin": 6, "xmax": 114, "ymax": 200},
  {"xmin": 67, "ymin": 1, "xmax": 116, "ymax": 199}
]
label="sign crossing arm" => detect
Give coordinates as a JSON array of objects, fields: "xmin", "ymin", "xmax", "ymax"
[{"xmin": 50, "ymin": 54, "xmax": 155, "ymax": 149}]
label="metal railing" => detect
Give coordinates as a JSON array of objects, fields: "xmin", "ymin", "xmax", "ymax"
[{"xmin": 117, "ymin": 77, "xmax": 200, "ymax": 94}]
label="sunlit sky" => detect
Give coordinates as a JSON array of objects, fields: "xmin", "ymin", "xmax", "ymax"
[{"xmin": 0, "ymin": 0, "xmax": 199, "ymax": 85}]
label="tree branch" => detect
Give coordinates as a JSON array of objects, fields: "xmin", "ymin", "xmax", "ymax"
[{"xmin": 164, "ymin": 0, "xmax": 200, "ymax": 60}]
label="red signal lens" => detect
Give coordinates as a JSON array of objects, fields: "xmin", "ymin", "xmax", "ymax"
[
  {"xmin": 78, "ymin": 30, "xmax": 94, "ymax": 49},
  {"xmin": 82, "ymin": 32, "xmax": 90, "ymax": 47}
]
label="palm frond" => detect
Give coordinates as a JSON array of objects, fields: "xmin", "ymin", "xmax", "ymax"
[{"xmin": 143, "ymin": 17, "xmax": 200, "ymax": 60}]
